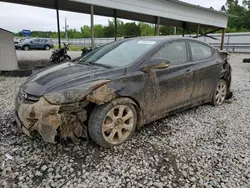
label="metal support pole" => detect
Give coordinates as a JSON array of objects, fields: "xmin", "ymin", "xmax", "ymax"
[
  {"xmin": 174, "ymin": 27, "xmax": 177, "ymax": 35},
  {"xmin": 91, "ymin": 5, "xmax": 94, "ymax": 49},
  {"xmin": 154, "ymin": 17, "xmax": 160, "ymax": 36},
  {"xmin": 154, "ymin": 17, "xmax": 157, "ymax": 36},
  {"xmin": 196, "ymin": 24, "xmax": 200, "ymax": 37},
  {"xmin": 156, "ymin": 17, "xmax": 160, "ymax": 36},
  {"xmin": 55, "ymin": 0, "xmax": 61, "ymax": 48},
  {"xmin": 182, "ymin": 22, "xmax": 186, "ymax": 37},
  {"xmin": 65, "ymin": 17, "xmax": 68, "ymax": 43},
  {"xmin": 114, "ymin": 9, "xmax": 117, "ymax": 41},
  {"xmin": 220, "ymin": 29, "xmax": 225, "ymax": 50},
  {"xmin": 226, "ymin": 35, "xmax": 230, "ymax": 51}
]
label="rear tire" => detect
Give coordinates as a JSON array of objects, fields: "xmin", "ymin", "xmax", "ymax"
[
  {"xmin": 23, "ymin": 45, "xmax": 30, "ymax": 51},
  {"xmin": 88, "ymin": 99, "xmax": 137, "ymax": 148},
  {"xmin": 211, "ymin": 79, "xmax": 228, "ymax": 106}
]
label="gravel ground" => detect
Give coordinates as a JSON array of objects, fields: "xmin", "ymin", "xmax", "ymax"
[
  {"xmin": 16, "ymin": 50, "xmax": 81, "ymax": 70},
  {"xmin": 0, "ymin": 54, "xmax": 250, "ymax": 188}
]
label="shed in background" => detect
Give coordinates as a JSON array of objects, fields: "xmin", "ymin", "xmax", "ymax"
[{"xmin": 0, "ymin": 28, "xmax": 18, "ymax": 71}]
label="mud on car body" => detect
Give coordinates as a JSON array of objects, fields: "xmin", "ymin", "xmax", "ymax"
[{"xmin": 15, "ymin": 36, "xmax": 232, "ymax": 148}]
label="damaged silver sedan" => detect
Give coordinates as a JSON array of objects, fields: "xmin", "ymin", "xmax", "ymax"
[{"xmin": 15, "ymin": 37, "xmax": 232, "ymax": 147}]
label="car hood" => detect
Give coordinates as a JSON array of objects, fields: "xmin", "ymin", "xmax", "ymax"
[{"xmin": 21, "ymin": 62, "xmax": 125, "ymax": 96}]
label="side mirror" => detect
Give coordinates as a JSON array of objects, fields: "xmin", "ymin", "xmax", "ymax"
[
  {"xmin": 143, "ymin": 58, "xmax": 170, "ymax": 71},
  {"xmin": 30, "ymin": 41, "xmax": 33, "ymax": 43}
]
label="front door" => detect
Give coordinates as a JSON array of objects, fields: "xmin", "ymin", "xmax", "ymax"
[
  {"xmin": 32, "ymin": 39, "xmax": 40, "ymax": 49},
  {"xmin": 143, "ymin": 41, "xmax": 195, "ymax": 120}
]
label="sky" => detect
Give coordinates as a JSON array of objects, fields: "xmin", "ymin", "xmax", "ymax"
[{"xmin": 0, "ymin": 0, "xmax": 241, "ymax": 33}]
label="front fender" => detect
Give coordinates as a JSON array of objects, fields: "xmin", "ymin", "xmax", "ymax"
[{"xmin": 86, "ymin": 82, "xmax": 116, "ymax": 105}]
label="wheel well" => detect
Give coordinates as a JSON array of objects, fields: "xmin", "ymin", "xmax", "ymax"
[
  {"xmin": 219, "ymin": 75, "xmax": 232, "ymax": 99},
  {"xmin": 220, "ymin": 74, "xmax": 231, "ymax": 89},
  {"xmin": 85, "ymin": 96, "xmax": 143, "ymax": 127},
  {"xmin": 125, "ymin": 97, "xmax": 144, "ymax": 128},
  {"xmin": 23, "ymin": 45, "xmax": 29, "ymax": 48}
]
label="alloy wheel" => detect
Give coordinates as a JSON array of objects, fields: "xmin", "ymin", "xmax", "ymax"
[
  {"xmin": 102, "ymin": 105, "xmax": 135, "ymax": 145},
  {"xmin": 24, "ymin": 46, "xmax": 29, "ymax": 51},
  {"xmin": 215, "ymin": 81, "xmax": 227, "ymax": 105}
]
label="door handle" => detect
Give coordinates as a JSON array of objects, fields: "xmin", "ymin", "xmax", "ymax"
[{"xmin": 185, "ymin": 69, "xmax": 193, "ymax": 75}]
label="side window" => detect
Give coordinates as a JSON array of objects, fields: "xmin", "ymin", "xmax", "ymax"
[
  {"xmin": 152, "ymin": 41, "xmax": 188, "ymax": 65},
  {"xmin": 189, "ymin": 42, "xmax": 213, "ymax": 61},
  {"xmin": 33, "ymin": 39, "xmax": 39, "ymax": 43}
]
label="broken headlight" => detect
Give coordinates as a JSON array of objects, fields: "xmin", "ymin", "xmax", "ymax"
[
  {"xmin": 44, "ymin": 88, "xmax": 90, "ymax": 105},
  {"xmin": 43, "ymin": 80, "xmax": 111, "ymax": 105}
]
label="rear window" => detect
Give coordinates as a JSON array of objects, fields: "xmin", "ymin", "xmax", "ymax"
[{"xmin": 189, "ymin": 42, "xmax": 213, "ymax": 61}]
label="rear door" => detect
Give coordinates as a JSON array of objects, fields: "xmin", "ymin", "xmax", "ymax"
[
  {"xmin": 142, "ymin": 40, "xmax": 195, "ymax": 119},
  {"xmin": 38, "ymin": 39, "xmax": 45, "ymax": 48},
  {"xmin": 188, "ymin": 41, "xmax": 221, "ymax": 102}
]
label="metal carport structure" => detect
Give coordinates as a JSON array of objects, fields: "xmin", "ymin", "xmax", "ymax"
[{"xmin": 0, "ymin": 0, "xmax": 228, "ymax": 49}]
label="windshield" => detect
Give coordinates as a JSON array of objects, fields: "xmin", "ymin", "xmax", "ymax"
[{"xmin": 78, "ymin": 39, "xmax": 159, "ymax": 68}]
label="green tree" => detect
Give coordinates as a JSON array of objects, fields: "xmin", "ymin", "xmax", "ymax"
[
  {"xmin": 139, "ymin": 22, "xmax": 154, "ymax": 36},
  {"xmin": 116, "ymin": 19, "xmax": 125, "ymax": 36},
  {"xmin": 102, "ymin": 19, "xmax": 125, "ymax": 37},
  {"xmin": 81, "ymin": 25, "xmax": 91, "ymax": 38},
  {"xmin": 160, "ymin": 25, "xmax": 174, "ymax": 35},
  {"xmin": 94, "ymin": 24, "xmax": 104, "ymax": 37},
  {"xmin": 67, "ymin": 28, "xmax": 82, "ymax": 38},
  {"xmin": 103, "ymin": 20, "xmax": 115, "ymax": 37},
  {"xmin": 124, "ymin": 22, "xmax": 140, "ymax": 36},
  {"xmin": 225, "ymin": 0, "xmax": 247, "ymax": 30}
]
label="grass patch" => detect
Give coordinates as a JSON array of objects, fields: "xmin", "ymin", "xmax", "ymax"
[{"xmin": 53, "ymin": 45, "xmax": 82, "ymax": 51}]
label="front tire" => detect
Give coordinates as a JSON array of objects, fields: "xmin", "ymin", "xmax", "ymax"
[
  {"xmin": 23, "ymin": 45, "xmax": 30, "ymax": 51},
  {"xmin": 88, "ymin": 100, "xmax": 137, "ymax": 148},
  {"xmin": 63, "ymin": 55, "xmax": 71, "ymax": 62},
  {"xmin": 45, "ymin": 45, "xmax": 50, "ymax": 50},
  {"xmin": 211, "ymin": 79, "xmax": 228, "ymax": 106}
]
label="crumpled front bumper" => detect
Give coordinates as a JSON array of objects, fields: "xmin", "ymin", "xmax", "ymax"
[
  {"xmin": 15, "ymin": 110, "xmax": 31, "ymax": 137},
  {"xmin": 14, "ymin": 80, "xmax": 116, "ymax": 143},
  {"xmin": 14, "ymin": 96, "xmax": 88, "ymax": 143}
]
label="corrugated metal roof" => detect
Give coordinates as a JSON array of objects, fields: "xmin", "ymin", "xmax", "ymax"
[
  {"xmin": 0, "ymin": 0, "xmax": 228, "ymax": 28},
  {"xmin": 168, "ymin": 0, "xmax": 227, "ymax": 16},
  {"xmin": 0, "ymin": 28, "xmax": 13, "ymax": 34}
]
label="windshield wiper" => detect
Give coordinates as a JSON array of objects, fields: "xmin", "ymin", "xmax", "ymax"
[{"xmin": 82, "ymin": 61, "xmax": 113, "ymax": 69}]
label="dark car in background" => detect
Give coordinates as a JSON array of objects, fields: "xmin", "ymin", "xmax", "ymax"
[
  {"xmin": 16, "ymin": 38, "xmax": 54, "ymax": 51},
  {"xmin": 15, "ymin": 36, "xmax": 232, "ymax": 148}
]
